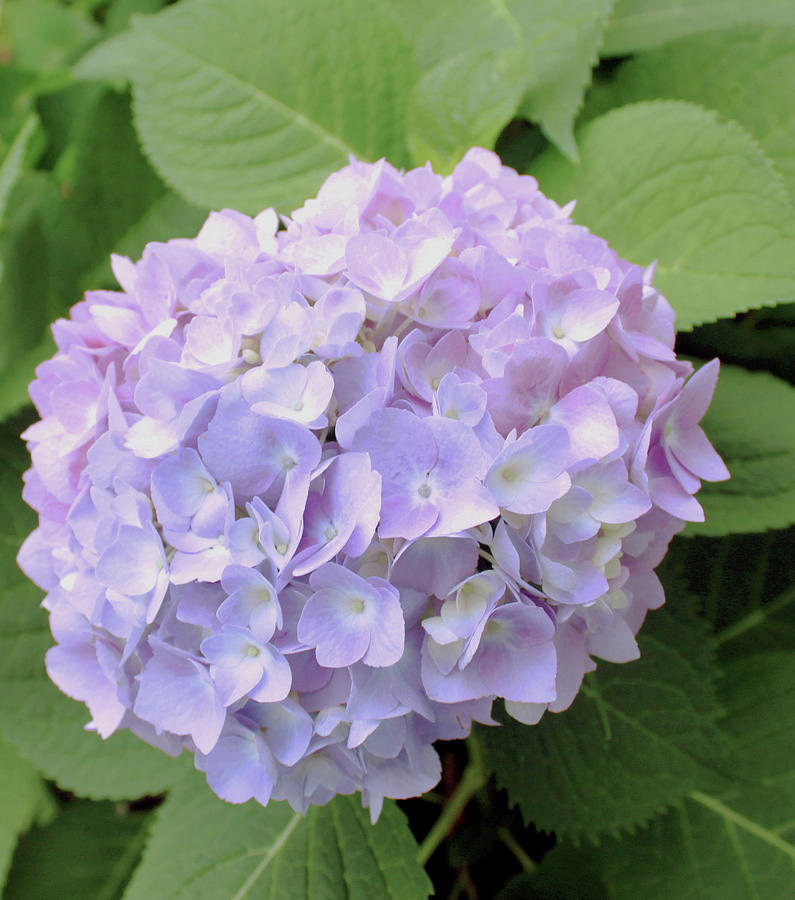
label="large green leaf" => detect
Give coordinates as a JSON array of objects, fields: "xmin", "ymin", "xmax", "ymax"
[
  {"xmin": 481, "ymin": 605, "xmax": 728, "ymax": 840},
  {"xmin": 666, "ymin": 528, "xmax": 795, "ymax": 644},
  {"xmin": 602, "ymin": 0, "xmax": 795, "ymax": 55},
  {"xmin": 35, "ymin": 81, "xmax": 107, "ymax": 173},
  {"xmin": 0, "ymin": 67, "xmax": 37, "ymax": 151},
  {"xmin": 0, "ymin": 112, "xmax": 43, "ymax": 222},
  {"xmin": 124, "ymin": 779, "xmax": 431, "ymax": 900},
  {"xmin": 0, "ymin": 0, "xmax": 100, "ymax": 73},
  {"xmin": 583, "ymin": 27, "xmax": 795, "ymax": 203},
  {"xmin": 0, "ymin": 115, "xmax": 47, "ymax": 421},
  {"xmin": 514, "ymin": 0, "xmax": 613, "ymax": 161},
  {"xmin": 52, "ymin": 88, "xmax": 205, "ymax": 290},
  {"xmin": 407, "ymin": 47, "xmax": 527, "ymax": 173},
  {"xmin": 72, "ymin": 30, "xmax": 141, "ymax": 87},
  {"xmin": 105, "ymin": 0, "xmax": 168, "ymax": 33},
  {"xmin": 532, "ymin": 101, "xmax": 795, "ymax": 330},
  {"xmin": 597, "ymin": 651, "xmax": 795, "ymax": 899},
  {"xmin": 0, "ymin": 175, "xmax": 64, "ymax": 420},
  {"xmin": 0, "ymin": 426, "xmax": 189, "ymax": 800},
  {"xmin": 124, "ymin": 0, "xmax": 415, "ymax": 215},
  {"xmin": 401, "ymin": 0, "xmax": 612, "ymax": 166},
  {"xmin": 66, "ymin": 91, "xmax": 174, "ymax": 273},
  {"xmin": 684, "ymin": 363, "xmax": 795, "ymax": 536},
  {"xmin": 4, "ymin": 801, "xmax": 151, "ymax": 900},
  {"xmin": 677, "ymin": 304, "xmax": 795, "ymax": 388},
  {"xmin": 0, "ymin": 734, "xmax": 54, "ymax": 890}
]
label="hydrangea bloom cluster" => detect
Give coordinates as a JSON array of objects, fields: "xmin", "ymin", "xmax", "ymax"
[{"xmin": 18, "ymin": 148, "xmax": 728, "ymax": 820}]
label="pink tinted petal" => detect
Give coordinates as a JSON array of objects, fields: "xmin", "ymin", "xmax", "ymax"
[
  {"xmin": 672, "ymin": 358, "xmax": 721, "ymax": 428},
  {"xmin": 648, "ymin": 475, "xmax": 705, "ymax": 522},
  {"xmin": 345, "ymin": 233, "xmax": 408, "ymax": 301},
  {"xmin": 669, "ymin": 425, "xmax": 729, "ymax": 482},
  {"xmin": 547, "ymin": 384, "xmax": 619, "ymax": 466},
  {"xmin": 559, "ymin": 289, "xmax": 619, "ymax": 341}
]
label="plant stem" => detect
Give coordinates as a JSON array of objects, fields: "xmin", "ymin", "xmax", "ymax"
[
  {"xmin": 497, "ymin": 826, "xmax": 536, "ymax": 873},
  {"xmin": 417, "ymin": 735, "xmax": 488, "ymax": 866}
]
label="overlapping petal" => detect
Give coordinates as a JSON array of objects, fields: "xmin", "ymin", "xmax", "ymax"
[{"xmin": 17, "ymin": 146, "xmax": 726, "ymax": 823}]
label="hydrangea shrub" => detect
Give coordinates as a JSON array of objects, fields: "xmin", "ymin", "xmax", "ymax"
[{"xmin": 17, "ymin": 147, "xmax": 729, "ymax": 821}]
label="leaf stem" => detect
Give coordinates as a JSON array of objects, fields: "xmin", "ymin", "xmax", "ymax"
[{"xmin": 417, "ymin": 735, "xmax": 488, "ymax": 866}]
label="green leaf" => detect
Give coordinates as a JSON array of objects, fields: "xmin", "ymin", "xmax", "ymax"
[
  {"xmin": 402, "ymin": 0, "xmax": 612, "ymax": 165},
  {"xmin": 0, "ymin": 113, "xmax": 43, "ymax": 221},
  {"xmin": 665, "ymin": 528, "xmax": 795, "ymax": 643},
  {"xmin": 4, "ymin": 801, "xmax": 151, "ymax": 900},
  {"xmin": 718, "ymin": 651, "xmax": 794, "ymax": 781},
  {"xmin": 0, "ymin": 425, "xmax": 189, "ymax": 800},
  {"xmin": 684, "ymin": 363, "xmax": 795, "ymax": 536},
  {"xmin": 0, "ymin": 335, "xmax": 54, "ymax": 423},
  {"xmin": 715, "ymin": 585, "xmax": 795, "ymax": 659},
  {"xmin": 596, "ymin": 651, "xmax": 795, "ymax": 899},
  {"xmin": 532, "ymin": 101, "xmax": 795, "ymax": 330},
  {"xmin": 73, "ymin": 1, "xmax": 167, "ymax": 84},
  {"xmin": 125, "ymin": 0, "xmax": 415, "ymax": 214},
  {"xmin": 105, "ymin": 0, "xmax": 168, "ymax": 33},
  {"xmin": 602, "ymin": 0, "xmax": 795, "ymax": 55},
  {"xmin": 0, "ymin": 68, "xmax": 37, "ymax": 149},
  {"xmin": 35, "ymin": 81, "xmax": 107, "ymax": 173},
  {"xmin": 85, "ymin": 190, "xmax": 207, "ymax": 289},
  {"xmin": 0, "ymin": 734, "xmax": 54, "ymax": 890},
  {"xmin": 582, "ymin": 27, "xmax": 795, "ymax": 203},
  {"xmin": 0, "ymin": 175, "xmax": 63, "ymax": 420},
  {"xmin": 407, "ymin": 48, "xmax": 527, "ymax": 173},
  {"xmin": 55, "ymin": 88, "xmax": 206, "ymax": 286},
  {"xmin": 73, "ymin": 31, "xmax": 143, "ymax": 88},
  {"xmin": 515, "ymin": 0, "xmax": 613, "ymax": 161},
  {"xmin": 124, "ymin": 779, "xmax": 431, "ymax": 900},
  {"xmin": 1, "ymin": 0, "xmax": 101, "ymax": 74},
  {"xmin": 65, "ymin": 91, "xmax": 169, "ymax": 271},
  {"xmin": 499, "ymin": 842, "xmax": 608, "ymax": 899},
  {"xmin": 676, "ymin": 304, "xmax": 795, "ymax": 387},
  {"xmin": 481, "ymin": 605, "xmax": 728, "ymax": 840}
]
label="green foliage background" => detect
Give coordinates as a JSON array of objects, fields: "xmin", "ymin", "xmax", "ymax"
[{"xmin": 0, "ymin": 1, "xmax": 792, "ymax": 897}]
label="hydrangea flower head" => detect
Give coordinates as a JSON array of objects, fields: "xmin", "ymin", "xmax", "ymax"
[{"xmin": 18, "ymin": 147, "xmax": 728, "ymax": 821}]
